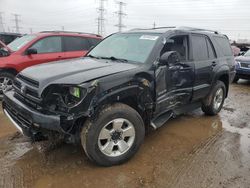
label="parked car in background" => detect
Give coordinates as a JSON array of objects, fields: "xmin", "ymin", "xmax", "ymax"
[
  {"xmin": 0, "ymin": 31, "xmax": 102, "ymax": 98},
  {"xmin": 234, "ymin": 50, "xmax": 250, "ymax": 82},
  {"xmin": 0, "ymin": 40, "xmax": 10, "ymax": 57},
  {"xmin": 0, "ymin": 32, "xmax": 22, "ymax": 45},
  {"xmin": 2, "ymin": 27, "xmax": 235, "ymax": 166}
]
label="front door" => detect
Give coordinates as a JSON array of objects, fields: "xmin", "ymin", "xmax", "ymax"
[
  {"xmin": 22, "ymin": 36, "xmax": 65, "ymax": 70},
  {"xmin": 155, "ymin": 34, "xmax": 194, "ymax": 115}
]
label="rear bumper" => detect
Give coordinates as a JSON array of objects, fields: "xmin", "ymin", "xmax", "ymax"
[{"xmin": 2, "ymin": 91, "xmax": 66, "ymax": 137}]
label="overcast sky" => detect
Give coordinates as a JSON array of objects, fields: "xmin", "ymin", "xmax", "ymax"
[{"xmin": 0, "ymin": 0, "xmax": 250, "ymax": 40}]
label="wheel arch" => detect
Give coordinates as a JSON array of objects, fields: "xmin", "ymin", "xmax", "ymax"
[{"xmin": 0, "ymin": 68, "xmax": 18, "ymax": 76}]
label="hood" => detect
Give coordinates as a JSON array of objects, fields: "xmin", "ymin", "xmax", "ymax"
[
  {"xmin": 20, "ymin": 57, "xmax": 138, "ymax": 91},
  {"xmin": 235, "ymin": 55, "xmax": 250, "ymax": 62}
]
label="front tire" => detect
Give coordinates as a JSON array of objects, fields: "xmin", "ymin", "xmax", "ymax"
[
  {"xmin": 81, "ymin": 103, "xmax": 145, "ymax": 166},
  {"xmin": 202, "ymin": 81, "xmax": 226, "ymax": 116}
]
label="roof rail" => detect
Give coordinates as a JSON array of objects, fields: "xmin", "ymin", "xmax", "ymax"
[
  {"xmin": 39, "ymin": 30, "xmax": 102, "ymax": 37},
  {"xmin": 130, "ymin": 26, "xmax": 176, "ymax": 31},
  {"xmin": 177, "ymin": 26, "xmax": 219, "ymax": 34}
]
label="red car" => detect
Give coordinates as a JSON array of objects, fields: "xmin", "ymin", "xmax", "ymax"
[{"xmin": 0, "ymin": 31, "xmax": 102, "ymax": 97}]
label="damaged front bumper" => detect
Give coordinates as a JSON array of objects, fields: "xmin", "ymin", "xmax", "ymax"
[{"xmin": 2, "ymin": 91, "xmax": 76, "ymax": 139}]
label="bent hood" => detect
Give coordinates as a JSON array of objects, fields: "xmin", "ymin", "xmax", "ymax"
[{"xmin": 20, "ymin": 57, "xmax": 138, "ymax": 91}]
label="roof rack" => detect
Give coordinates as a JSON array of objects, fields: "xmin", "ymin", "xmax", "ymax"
[
  {"xmin": 177, "ymin": 26, "xmax": 219, "ymax": 34},
  {"xmin": 130, "ymin": 26, "xmax": 219, "ymax": 34},
  {"xmin": 39, "ymin": 30, "xmax": 102, "ymax": 37}
]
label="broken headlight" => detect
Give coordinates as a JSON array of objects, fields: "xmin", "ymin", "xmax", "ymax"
[{"xmin": 63, "ymin": 86, "xmax": 87, "ymax": 107}]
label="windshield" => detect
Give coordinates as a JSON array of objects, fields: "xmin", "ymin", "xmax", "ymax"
[
  {"xmin": 8, "ymin": 34, "xmax": 37, "ymax": 51},
  {"xmin": 244, "ymin": 50, "xmax": 250, "ymax": 56},
  {"xmin": 88, "ymin": 33, "xmax": 160, "ymax": 63}
]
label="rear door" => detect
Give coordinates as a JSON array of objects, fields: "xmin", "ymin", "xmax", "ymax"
[
  {"xmin": 22, "ymin": 36, "xmax": 64, "ymax": 68},
  {"xmin": 191, "ymin": 34, "xmax": 216, "ymax": 101},
  {"xmin": 62, "ymin": 36, "xmax": 91, "ymax": 59}
]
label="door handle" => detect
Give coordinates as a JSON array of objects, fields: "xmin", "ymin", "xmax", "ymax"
[{"xmin": 212, "ymin": 62, "xmax": 217, "ymax": 67}]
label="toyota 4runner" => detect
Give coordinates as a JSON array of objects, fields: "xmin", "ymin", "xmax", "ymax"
[{"xmin": 3, "ymin": 27, "xmax": 235, "ymax": 166}]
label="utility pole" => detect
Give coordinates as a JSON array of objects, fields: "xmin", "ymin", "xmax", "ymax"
[
  {"xmin": 0, "ymin": 12, "xmax": 5, "ymax": 32},
  {"xmin": 30, "ymin": 28, "xmax": 33, "ymax": 34},
  {"xmin": 153, "ymin": 22, "xmax": 156, "ymax": 29},
  {"xmin": 114, "ymin": 1, "xmax": 126, "ymax": 32},
  {"xmin": 61, "ymin": 26, "xmax": 64, "ymax": 31},
  {"xmin": 12, "ymin": 14, "xmax": 21, "ymax": 33},
  {"xmin": 97, "ymin": 0, "xmax": 107, "ymax": 36}
]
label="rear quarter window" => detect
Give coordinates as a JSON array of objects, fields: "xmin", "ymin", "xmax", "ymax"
[
  {"xmin": 63, "ymin": 36, "xmax": 91, "ymax": 52},
  {"xmin": 213, "ymin": 36, "xmax": 232, "ymax": 57}
]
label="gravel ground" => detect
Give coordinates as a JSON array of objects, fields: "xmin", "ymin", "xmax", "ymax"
[{"xmin": 0, "ymin": 81, "xmax": 250, "ymax": 188}]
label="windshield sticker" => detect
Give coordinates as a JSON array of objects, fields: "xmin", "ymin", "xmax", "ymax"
[{"xmin": 140, "ymin": 35, "xmax": 159, "ymax": 40}]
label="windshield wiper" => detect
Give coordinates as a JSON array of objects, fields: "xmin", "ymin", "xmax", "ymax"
[
  {"xmin": 86, "ymin": 54, "xmax": 100, "ymax": 59},
  {"xmin": 99, "ymin": 56, "xmax": 128, "ymax": 63}
]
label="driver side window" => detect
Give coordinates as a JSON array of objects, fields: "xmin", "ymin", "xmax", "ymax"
[
  {"xmin": 160, "ymin": 35, "xmax": 189, "ymax": 61},
  {"xmin": 31, "ymin": 36, "xmax": 62, "ymax": 54}
]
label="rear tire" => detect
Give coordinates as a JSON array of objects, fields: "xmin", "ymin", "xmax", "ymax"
[
  {"xmin": 202, "ymin": 81, "xmax": 226, "ymax": 116},
  {"xmin": 81, "ymin": 103, "xmax": 145, "ymax": 166},
  {"xmin": 0, "ymin": 72, "xmax": 15, "ymax": 99}
]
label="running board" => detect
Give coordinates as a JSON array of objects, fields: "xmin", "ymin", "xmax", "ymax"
[
  {"xmin": 150, "ymin": 111, "xmax": 173, "ymax": 130},
  {"xmin": 150, "ymin": 102, "xmax": 201, "ymax": 130}
]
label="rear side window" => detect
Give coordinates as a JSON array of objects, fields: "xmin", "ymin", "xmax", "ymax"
[
  {"xmin": 206, "ymin": 38, "xmax": 216, "ymax": 59},
  {"xmin": 31, "ymin": 36, "xmax": 62, "ymax": 53},
  {"xmin": 63, "ymin": 36, "xmax": 90, "ymax": 52},
  {"xmin": 191, "ymin": 35, "xmax": 208, "ymax": 61},
  {"xmin": 88, "ymin": 38, "xmax": 102, "ymax": 47},
  {"xmin": 213, "ymin": 36, "xmax": 232, "ymax": 56}
]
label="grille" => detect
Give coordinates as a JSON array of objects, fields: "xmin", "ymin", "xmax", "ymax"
[
  {"xmin": 240, "ymin": 62, "xmax": 250, "ymax": 68},
  {"xmin": 13, "ymin": 75, "xmax": 41, "ymax": 107},
  {"xmin": 17, "ymin": 74, "xmax": 39, "ymax": 88}
]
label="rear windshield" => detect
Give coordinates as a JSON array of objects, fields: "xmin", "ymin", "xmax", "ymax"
[
  {"xmin": 8, "ymin": 34, "xmax": 37, "ymax": 51},
  {"xmin": 213, "ymin": 36, "xmax": 232, "ymax": 56}
]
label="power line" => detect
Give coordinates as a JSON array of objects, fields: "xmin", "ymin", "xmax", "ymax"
[
  {"xmin": 97, "ymin": 0, "xmax": 107, "ymax": 36},
  {"xmin": 114, "ymin": 1, "xmax": 126, "ymax": 32},
  {"xmin": 12, "ymin": 13, "xmax": 21, "ymax": 33},
  {"xmin": 0, "ymin": 12, "xmax": 5, "ymax": 32}
]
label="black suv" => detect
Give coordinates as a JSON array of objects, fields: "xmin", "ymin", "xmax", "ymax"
[{"xmin": 3, "ymin": 27, "xmax": 235, "ymax": 166}]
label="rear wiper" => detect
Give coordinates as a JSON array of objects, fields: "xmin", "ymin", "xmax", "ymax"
[{"xmin": 100, "ymin": 56, "xmax": 128, "ymax": 62}]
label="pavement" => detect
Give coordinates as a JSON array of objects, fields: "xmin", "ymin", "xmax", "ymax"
[{"xmin": 0, "ymin": 81, "xmax": 250, "ymax": 188}]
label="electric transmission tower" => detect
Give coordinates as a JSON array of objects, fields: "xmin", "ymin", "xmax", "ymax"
[
  {"xmin": 12, "ymin": 13, "xmax": 21, "ymax": 33},
  {"xmin": 0, "ymin": 12, "xmax": 5, "ymax": 32},
  {"xmin": 97, "ymin": 0, "xmax": 107, "ymax": 36},
  {"xmin": 114, "ymin": 1, "xmax": 126, "ymax": 32}
]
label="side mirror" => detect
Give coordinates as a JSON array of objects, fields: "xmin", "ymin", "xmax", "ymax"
[
  {"xmin": 159, "ymin": 51, "xmax": 180, "ymax": 66},
  {"xmin": 26, "ymin": 48, "xmax": 37, "ymax": 55}
]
